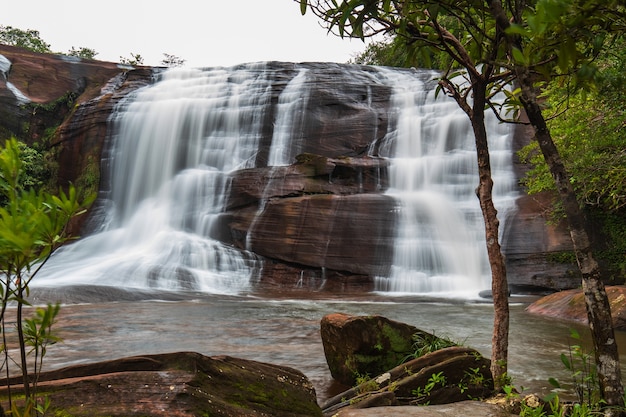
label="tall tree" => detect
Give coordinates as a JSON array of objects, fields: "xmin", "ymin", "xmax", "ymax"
[
  {"xmin": 488, "ymin": 1, "xmax": 626, "ymax": 411},
  {"xmin": 300, "ymin": 0, "xmax": 513, "ymax": 389},
  {"xmin": 298, "ymin": 0, "xmax": 626, "ymax": 409}
]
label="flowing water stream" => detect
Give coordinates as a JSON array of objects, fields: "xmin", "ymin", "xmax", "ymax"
[{"xmin": 24, "ymin": 291, "xmax": 626, "ymax": 403}]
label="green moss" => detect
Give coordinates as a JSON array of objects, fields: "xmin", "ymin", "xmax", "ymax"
[
  {"xmin": 74, "ymin": 155, "xmax": 100, "ymax": 202},
  {"xmin": 381, "ymin": 323, "xmax": 413, "ymax": 353},
  {"xmin": 546, "ymin": 251, "xmax": 577, "ymax": 264}
]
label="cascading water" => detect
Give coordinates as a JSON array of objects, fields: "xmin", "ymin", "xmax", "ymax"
[
  {"xmin": 375, "ymin": 69, "xmax": 518, "ymax": 296},
  {"xmin": 34, "ymin": 63, "xmax": 518, "ymax": 297},
  {"xmin": 36, "ymin": 65, "xmax": 278, "ymax": 294}
]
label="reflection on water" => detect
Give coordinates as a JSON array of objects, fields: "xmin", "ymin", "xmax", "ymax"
[{"xmin": 23, "ymin": 289, "xmax": 626, "ymax": 402}]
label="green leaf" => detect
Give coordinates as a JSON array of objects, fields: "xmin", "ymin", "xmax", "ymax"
[
  {"xmin": 548, "ymin": 377, "xmax": 561, "ymax": 388},
  {"xmin": 511, "ymin": 47, "xmax": 526, "ymax": 65},
  {"xmin": 300, "ymin": 0, "xmax": 308, "ymax": 15}
]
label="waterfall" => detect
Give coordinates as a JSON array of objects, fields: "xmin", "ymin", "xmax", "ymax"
[
  {"xmin": 33, "ymin": 63, "xmax": 518, "ymax": 298},
  {"xmin": 36, "ymin": 65, "xmax": 277, "ymax": 294},
  {"xmin": 375, "ymin": 69, "xmax": 518, "ymax": 297}
]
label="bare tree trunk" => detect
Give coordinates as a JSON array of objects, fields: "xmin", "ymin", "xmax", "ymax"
[
  {"xmin": 517, "ymin": 67, "xmax": 624, "ymax": 412},
  {"xmin": 471, "ymin": 85, "xmax": 509, "ymax": 391},
  {"xmin": 442, "ymin": 76, "xmax": 510, "ymax": 390}
]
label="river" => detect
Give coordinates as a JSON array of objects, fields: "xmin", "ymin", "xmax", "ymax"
[{"xmin": 25, "ymin": 287, "xmax": 624, "ymax": 403}]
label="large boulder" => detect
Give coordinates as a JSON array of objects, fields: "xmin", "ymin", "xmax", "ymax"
[
  {"xmin": 526, "ymin": 285, "xmax": 626, "ymax": 330},
  {"xmin": 320, "ymin": 313, "xmax": 456, "ymax": 386},
  {"xmin": 321, "ymin": 346, "xmax": 494, "ymax": 416},
  {"xmin": 0, "ymin": 352, "xmax": 322, "ymax": 417}
]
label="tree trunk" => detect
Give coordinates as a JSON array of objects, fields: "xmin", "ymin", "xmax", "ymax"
[
  {"xmin": 443, "ymin": 76, "xmax": 510, "ymax": 390},
  {"xmin": 471, "ymin": 85, "xmax": 509, "ymax": 391},
  {"xmin": 517, "ymin": 66, "xmax": 624, "ymax": 412}
]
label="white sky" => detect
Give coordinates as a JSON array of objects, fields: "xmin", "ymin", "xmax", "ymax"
[{"xmin": 2, "ymin": 0, "xmax": 370, "ymax": 68}]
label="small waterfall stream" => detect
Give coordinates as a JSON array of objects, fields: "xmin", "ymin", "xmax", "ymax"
[
  {"xmin": 34, "ymin": 63, "xmax": 518, "ymax": 297},
  {"xmin": 375, "ymin": 70, "xmax": 519, "ymax": 296}
]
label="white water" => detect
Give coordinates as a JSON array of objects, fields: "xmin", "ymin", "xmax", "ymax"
[
  {"xmin": 375, "ymin": 69, "xmax": 519, "ymax": 297},
  {"xmin": 36, "ymin": 65, "xmax": 277, "ymax": 294},
  {"xmin": 267, "ymin": 68, "xmax": 309, "ymax": 166},
  {"xmin": 33, "ymin": 64, "xmax": 518, "ymax": 297},
  {"xmin": 0, "ymin": 54, "xmax": 31, "ymax": 104}
]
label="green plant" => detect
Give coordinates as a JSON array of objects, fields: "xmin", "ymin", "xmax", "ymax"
[
  {"xmin": 354, "ymin": 373, "xmax": 379, "ymax": 394},
  {"xmin": 0, "ymin": 137, "xmax": 94, "ymax": 416},
  {"xmin": 402, "ymin": 332, "xmax": 456, "ymax": 363},
  {"xmin": 411, "ymin": 372, "xmax": 447, "ymax": 405},
  {"xmin": 555, "ymin": 329, "xmax": 600, "ymax": 406}
]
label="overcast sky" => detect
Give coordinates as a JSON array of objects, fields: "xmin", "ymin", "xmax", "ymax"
[{"xmin": 3, "ymin": 0, "xmax": 370, "ymax": 68}]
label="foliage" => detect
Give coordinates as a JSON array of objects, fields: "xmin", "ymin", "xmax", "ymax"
[
  {"xmin": 161, "ymin": 53, "xmax": 185, "ymax": 67},
  {"xmin": 519, "ymin": 56, "xmax": 626, "ymax": 213},
  {"xmin": 550, "ymin": 329, "xmax": 600, "ymax": 406},
  {"xmin": 66, "ymin": 46, "xmax": 98, "ymax": 60},
  {"xmin": 349, "ymin": 35, "xmax": 445, "ymax": 69},
  {"xmin": 518, "ymin": 39, "xmax": 626, "ymax": 278},
  {"xmin": 119, "ymin": 53, "xmax": 144, "ymax": 66},
  {"xmin": 0, "ymin": 138, "xmax": 94, "ymax": 415},
  {"xmin": 402, "ymin": 332, "xmax": 456, "ymax": 363},
  {"xmin": 0, "ymin": 26, "xmax": 51, "ymax": 54},
  {"xmin": 411, "ymin": 371, "xmax": 447, "ymax": 405}
]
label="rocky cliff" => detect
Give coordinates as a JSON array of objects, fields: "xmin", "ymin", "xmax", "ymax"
[{"xmin": 0, "ymin": 44, "xmax": 581, "ymax": 293}]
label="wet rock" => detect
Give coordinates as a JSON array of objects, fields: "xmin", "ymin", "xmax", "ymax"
[
  {"xmin": 245, "ymin": 194, "xmax": 395, "ymax": 277},
  {"xmin": 502, "ymin": 192, "xmax": 581, "ymax": 291},
  {"xmin": 0, "ymin": 352, "xmax": 322, "ymax": 417},
  {"xmin": 321, "ymin": 313, "xmax": 418, "ymax": 385},
  {"xmin": 320, "ymin": 313, "xmax": 459, "ymax": 386},
  {"xmin": 526, "ymin": 285, "xmax": 626, "ymax": 330},
  {"xmin": 321, "ymin": 346, "xmax": 494, "ymax": 416}
]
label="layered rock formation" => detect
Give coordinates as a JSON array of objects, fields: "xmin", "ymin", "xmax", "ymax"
[
  {"xmin": 0, "ymin": 44, "xmax": 581, "ymax": 293},
  {"xmin": 0, "ymin": 352, "xmax": 322, "ymax": 416}
]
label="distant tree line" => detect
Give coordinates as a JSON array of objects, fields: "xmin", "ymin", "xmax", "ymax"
[{"xmin": 0, "ymin": 25, "xmax": 185, "ymax": 67}]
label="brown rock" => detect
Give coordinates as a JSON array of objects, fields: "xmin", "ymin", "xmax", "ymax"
[
  {"xmin": 332, "ymin": 401, "xmax": 515, "ymax": 417},
  {"xmin": 321, "ymin": 347, "xmax": 493, "ymax": 416},
  {"xmin": 526, "ymin": 285, "xmax": 626, "ymax": 330},
  {"xmin": 0, "ymin": 352, "xmax": 322, "ymax": 417},
  {"xmin": 503, "ymin": 192, "xmax": 580, "ymax": 291},
  {"xmin": 320, "ymin": 313, "xmax": 454, "ymax": 386},
  {"xmin": 244, "ymin": 194, "xmax": 395, "ymax": 277}
]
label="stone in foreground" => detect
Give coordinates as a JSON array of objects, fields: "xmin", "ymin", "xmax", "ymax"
[
  {"xmin": 321, "ymin": 346, "xmax": 494, "ymax": 416},
  {"xmin": 332, "ymin": 401, "xmax": 515, "ymax": 417},
  {"xmin": 320, "ymin": 313, "xmax": 455, "ymax": 386},
  {"xmin": 0, "ymin": 352, "xmax": 322, "ymax": 417}
]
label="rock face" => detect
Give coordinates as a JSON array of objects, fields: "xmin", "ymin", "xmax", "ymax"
[
  {"xmin": 0, "ymin": 44, "xmax": 585, "ymax": 293},
  {"xmin": 526, "ymin": 286, "xmax": 626, "ymax": 330},
  {"xmin": 0, "ymin": 352, "xmax": 322, "ymax": 417}
]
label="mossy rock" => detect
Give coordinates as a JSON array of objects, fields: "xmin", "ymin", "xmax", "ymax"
[
  {"xmin": 320, "ymin": 313, "xmax": 456, "ymax": 386},
  {"xmin": 0, "ymin": 352, "xmax": 322, "ymax": 417}
]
